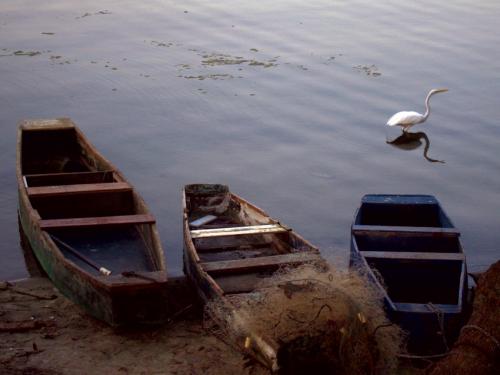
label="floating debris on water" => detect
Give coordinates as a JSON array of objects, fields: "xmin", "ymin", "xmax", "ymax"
[
  {"xmin": 76, "ymin": 10, "xmax": 112, "ymax": 19},
  {"xmin": 173, "ymin": 50, "xmax": 279, "ymax": 82},
  {"xmin": 13, "ymin": 50, "xmax": 41, "ymax": 57},
  {"xmin": 202, "ymin": 53, "xmax": 248, "ymax": 66},
  {"xmin": 41, "ymin": 32, "xmax": 55, "ymax": 35},
  {"xmin": 250, "ymin": 48, "xmax": 259, "ymax": 52},
  {"xmin": 77, "ymin": 12, "xmax": 92, "ymax": 19},
  {"xmin": 353, "ymin": 64, "xmax": 381, "ymax": 77},
  {"xmin": 201, "ymin": 52, "xmax": 277, "ymax": 68},
  {"xmin": 248, "ymin": 60, "xmax": 275, "ymax": 67},
  {"xmin": 180, "ymin": 74, "xmax": 234, "ymax": 80},
  {"xmin": 324, "ymin": 54, "xmax": 343, "ymax": 65},
  {"xmin": 151, "ymin": 40, "xmax": 174, "ymax": 48}
]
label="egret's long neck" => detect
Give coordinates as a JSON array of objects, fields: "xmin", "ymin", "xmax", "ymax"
[{"xmin": 422, "ymin": 91, "xmax": 434, "ymax": 121}]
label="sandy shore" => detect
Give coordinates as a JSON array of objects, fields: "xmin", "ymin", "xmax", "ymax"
[{"xmin": 0, "ymin": 277, "xmax": 267, "ymax": 375}]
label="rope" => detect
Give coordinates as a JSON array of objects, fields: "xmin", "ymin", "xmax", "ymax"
[
  {"xmin": 426, "ymin": 302, "xmax": 449, "ymax": 351},
  {"xmin": 372, "ymin": 322, "xmax": 394, "ymax": 336},
  {"xmin": 397, "ymin": 352, "xmax": 449, "ymax": 360},
  {"xmin": 460, "ymin": 325, "xmax": 500, "ymax": 351}
]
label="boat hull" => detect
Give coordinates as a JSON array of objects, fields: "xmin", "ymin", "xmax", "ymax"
[
  {"xmin": 16, "ymin": 119, "xmax": 169, "ymax": 326},
  {"xmin": 349, "ymin": 194, "xmax": 468, "ymax": 354}
]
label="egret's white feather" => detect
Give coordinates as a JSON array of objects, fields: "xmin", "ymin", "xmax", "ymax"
[{"xmin": 386, "ymin": 111, "xmax": 424, "ymax": 126}]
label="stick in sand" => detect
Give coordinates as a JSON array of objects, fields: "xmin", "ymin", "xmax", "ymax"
[{"xmin": 49, "ymin": 234, "xmax": 112, "ymax": 276}]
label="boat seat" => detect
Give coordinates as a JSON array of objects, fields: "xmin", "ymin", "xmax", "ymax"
[
  {"xmin": 361, "ymin": 251, "xmax": 465, "ymax": 261},
  {"xmin": 191, "ymin": 224, "xmax": 289, "ymax": 239},
  {"xmin": 201, "ymin": 251, "xmax": 320, "ymax": 275},
  {"xmin": 27, "ymin": 182, "xmax": 131, "ymax": 198},
  {"xmin": 23, "ymin": 170, "xmax": 115, "ymax": 188},
  {"xmin": 393, "ymin": 302, "xmax": 462, "ymax": 314},
  {"xmin": 39, "ymin": 214, "xmax": 156, "ymax": 229},
  {"xmin": 352, "ymin": 225, "xmax": 460, "ymax": 236}
]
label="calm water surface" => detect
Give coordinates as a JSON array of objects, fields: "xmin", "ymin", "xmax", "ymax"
[{"xmin": 1, "ymin": 0, "xmax": 499, "ymax": 279}]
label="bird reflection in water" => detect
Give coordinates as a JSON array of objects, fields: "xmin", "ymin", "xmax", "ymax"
[{"xmin": 386, "ymin": 131, "xmax": 445, "ymax": 163}]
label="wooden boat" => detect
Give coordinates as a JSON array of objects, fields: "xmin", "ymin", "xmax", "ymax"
[
  {"xmin": 17, "ymin": 118, "xmax": 168, "ymax": 326},
  {"xmin": 182, "ymin": 184, "xmax": 324, "ymax": 371},
  {"xmin": 349, "ymin": 194, "xmax": 468, "ymax": 354}
]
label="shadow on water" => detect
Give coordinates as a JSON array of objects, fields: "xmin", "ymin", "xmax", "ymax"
[{"xmin": 386, "ymin": 131, "xmax": 445, "ymax": 164}]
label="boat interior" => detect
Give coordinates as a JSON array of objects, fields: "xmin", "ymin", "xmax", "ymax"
[
  {"xmin": 365, "ymin": 256, "xmax": 463, "ymax": 305},
  {"xmin": 184, "ymin": 184, "xmax": 321, "ymax": 294},
  {"xmin": 354, "ymin": 195, "xmax": 454, "ymax": 228},
  {"xmin": 21, "ymin": 127, "xmax": 163, "ymax": 276}
]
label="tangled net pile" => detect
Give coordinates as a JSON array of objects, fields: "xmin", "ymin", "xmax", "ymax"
[{"xmin": 204, "ymin": 263, "xmax": 404, "ymax": 374}]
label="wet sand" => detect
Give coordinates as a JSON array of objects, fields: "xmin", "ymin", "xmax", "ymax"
[{"xmin": 0, "ymin": 277, "xmax": 266, "ymax": 375}]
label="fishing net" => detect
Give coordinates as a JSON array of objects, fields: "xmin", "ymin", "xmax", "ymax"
[{"xmin": 204, "ymin": 263, "xmax": 403, "ymax": 374}]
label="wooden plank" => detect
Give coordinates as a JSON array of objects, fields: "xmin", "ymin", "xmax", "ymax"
[
  {"xmin": 24, "ymin": 170, "xmax": 115, "ymax": 187},
  {"xmin": 201, "ymin": 252, "xmax": 320, "ymax": 275},
  {"xmin": 361, "ymin": 251, "xmax": 465, "ymax": 261},
  {"xmin": 352, "ymin": 225, "xmax": 460, "ymax": 236},
  {"xmin": 20, "ymin": 118, "xmax": 75, "ymax": 131},
  {"xmin": 199, "ymin": 247, "xmax": 279, "ymax": 262},
  {"xmin": 215, "ymin": 273, "xmax": 272, "ymax": 294},
  {"xmin": 196, "ymin": 238, "xmax": 273, "ymax": 252},
  {"xmin": 39, "ymin": 214, "xmax": 155, "ymax": 229},
  {"xmin": 394, "ymin": 302, "xmax": 462, "ymax": 314},
  {"xmin": 191, "ymin": 224, "xmax": 288, "ymax": 239},
  {"xmin": 27, "ymin": 182, "xmax": 131, "ymax": 197}
]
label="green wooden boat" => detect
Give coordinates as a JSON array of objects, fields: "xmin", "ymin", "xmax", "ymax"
[{"xmin": 17, "ymin": 118, "xmax": 168, "ymax": 326}]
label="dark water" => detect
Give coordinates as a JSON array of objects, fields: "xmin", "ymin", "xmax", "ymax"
[{"xmin": 1, "ymin": 0, "xmax": 499, "ymax": 279}]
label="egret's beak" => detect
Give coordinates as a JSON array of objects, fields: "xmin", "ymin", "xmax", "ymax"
[{"xmin": 435, "ymin": 88, "xmax": 448, "ymax": 93}]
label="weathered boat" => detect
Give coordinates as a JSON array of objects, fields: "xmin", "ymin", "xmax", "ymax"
[
  {"xmin": 182, "ymin": 184, "xmax": 324, "ymax": 371},
  {"xmin": 17, "ymin": 118, "xmax": 168, "ymax": 326},
  {"xmin": 350, "ymin": 194, "xmax": 468, "ymax": 354}
]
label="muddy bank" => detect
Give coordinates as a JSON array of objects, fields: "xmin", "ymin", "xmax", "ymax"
[{"xmin": 0, "ymin": 277, "xmax": 266, "ymax": 375}]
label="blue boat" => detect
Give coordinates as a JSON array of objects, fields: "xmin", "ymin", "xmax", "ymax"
[{"xmin": 349, "ymin": 195, "xmax": 468, "ymax": 354}]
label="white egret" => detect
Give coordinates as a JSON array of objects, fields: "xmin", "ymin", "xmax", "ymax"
[{"xmin": 386, "ymin": 88, "xmax": 448, "ymax": 132}]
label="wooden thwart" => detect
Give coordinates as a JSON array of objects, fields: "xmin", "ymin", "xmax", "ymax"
[
  {"xmin": 40, "ymin": 214, "xmax": 155, "ymax": 229},
  {"xmin": 20, "ymin": 118, "xmax": 75, "ymax": 131},
  {"xmin": 191, "ymin": 224, "xmax": 288, "ymax": 239},
  {"xmin": 352, "ymin": 224, "xmax": 460, "ymax": 236},
  {"xmin": 361, "ymin": 251, "xmax": 465, "ymax": 261},
  {"xmin": 196, "ymin": 240, "xmax": 274, "ymax": 252},
  {"xmin": 201, "ymin": 251, "xmax": 320, "ymax": 274},
  {"xmin": 24, "ymin": 170, "xmax": 115, "ymax": 187},
  {"xmin": 394, "ymin": 302, "xmax": 462, "ymax": 314},
  {"xmin": 27, "ymin": 182, "xmax": 131, "ymax": 197}
]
